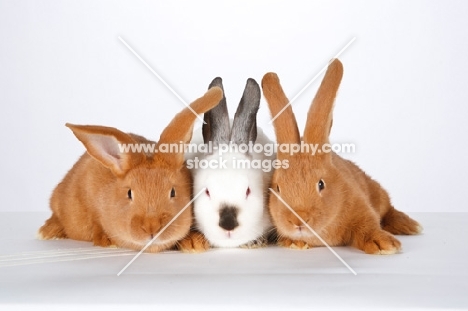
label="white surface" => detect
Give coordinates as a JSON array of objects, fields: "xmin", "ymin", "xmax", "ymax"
[
  {"xmin": 0, "ymin": 212, "xmax": 466, "ymax": 310},
  {"xmin": 1, "ymin": 0, "xmax": 468, "ymax": 213}
]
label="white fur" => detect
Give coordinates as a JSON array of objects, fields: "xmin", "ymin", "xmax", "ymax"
[{"xmin": 186, "ymin": 126, "xmax": 275, "ymax": 248}]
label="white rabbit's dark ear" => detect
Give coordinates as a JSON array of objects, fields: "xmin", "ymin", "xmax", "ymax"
[
  {"xmin": 66, "ymin": 123, "xmax": 145, "ymax": 177},
  {"xmin": 203, "ymin": 77, "xmax": 230, "ymax": 145},
  {"xmin": 230, "ymin": 78, "xmax": 260, "ymax": 145}
]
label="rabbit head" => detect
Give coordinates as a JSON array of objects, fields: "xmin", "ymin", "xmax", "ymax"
[
  {"xmin": 191, "ymin": 77, "xmax": 273, "ymax": 248},
  {"xmin": 261, "ymin": 59, "xmax": 421, "ymax": 254},
  {"xmin": 261, "ymin": 60, "xmax": 344, "ymax": 240},
  {"xmin": 39, "ymin": 88, "xmax": 224, "ymax": 252}
]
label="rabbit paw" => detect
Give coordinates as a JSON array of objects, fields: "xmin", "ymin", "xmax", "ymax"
[
  {"xmin": 37, "ymin": 215, "xmax": 67, "ymax": 240},
  {"xmin": 239, "ymin": 236, "xmax": 268, "ymax": 249},
  {"xmin": 359, "ymin": 230, "xmax": 402, "ymax": 255},
  {"xmin": 177, "ymin": 231, "xmax": 211, "ymax": 253},
  {"xmin": 381, "ymin": 209, "xmax": 423, "ymax": 235},
  {"xmin": 278, "ymin": 237, "xmax": 310, "ymax": 250},
  {"xmin": 92, "ymin": 225, "xmax": 113, "ymax": 248},
  {"xmin": 93, "ymin": 233, "xmax": 113, "ymax": 248}
]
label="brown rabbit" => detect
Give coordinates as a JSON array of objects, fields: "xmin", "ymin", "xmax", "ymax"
[
  {"xmin": 38, "ymin": 87, "xmax": 223, "ymax": 252},
  {"xmin": 261, "ymin": 59, "xmax": 422, "ymax": 254}
]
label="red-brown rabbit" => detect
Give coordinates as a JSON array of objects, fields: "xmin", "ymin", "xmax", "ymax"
[
  {"xmin": 261, "ymin": 59, "xmax": 421, "ymax": 254},
  {"xmin": 38, "ymin": 87, "xmax": 223, "ymax": 252}
]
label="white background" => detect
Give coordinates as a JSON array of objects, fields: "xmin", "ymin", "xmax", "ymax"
[{"xmin": 1, "ymin": 0, "xmax": 467, "ymax": 213}]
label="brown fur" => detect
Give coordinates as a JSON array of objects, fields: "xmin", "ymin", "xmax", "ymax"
[
  {"xmin": 177, "ymin": 231, "xmax": 211, "ymax": 253},
  {"xmin": 38, "ymin": 88, "xmax": 223, "ymax": 252},
  {"xmin": 262, "ymin": 60, "xmax": 422, "ymax": 254}
]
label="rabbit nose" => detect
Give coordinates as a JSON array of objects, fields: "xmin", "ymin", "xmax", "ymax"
[
  {"xmin": 140, "ymin": 217, "xmax": 162, "ymax": 237},
  {"xmin": 294, "ymin": 211, "xmax": 310, "ymax": 224},
  {"xmin": 219, "ymin": 206, "xmax": 239, "ymax": 231}
]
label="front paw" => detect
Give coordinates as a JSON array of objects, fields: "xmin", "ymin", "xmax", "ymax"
[
  {"xmin": 91, "ymin": 224, "xmax": 114, "ymax": 248},
  {"xmin": 177, "ymin": 231, "xmax": 211, "ymax": 253},
  {"xmin": 359, "ymin": 230, "xmax": 402, "ymax": 255},
  {"xmin": 278, "ymin": 237, "xmax": 310, "ymax": 250},
  {"xmin": 93, "ymin": 232, "xmax": 113, "ymax": 248},
  {"xmin": 240, "ymin": 236, "xmax": 267, "ymax": 249}
]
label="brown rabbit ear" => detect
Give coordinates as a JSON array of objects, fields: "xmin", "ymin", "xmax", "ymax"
[
  {"xmin": 303, "ymin": 59, "xmax": 343, "ymax": 146},
  {"xmin": 203, "ymin": 77, "xmax": 230, "ymax": 145},
  {"xmin": 157, "ymin": 87, "xmax": 223, "ymax": 167},
  {"xmin": 261, "ymin": 73, "xmax": 301, "ymax": 151},
  {"xmin": 66, "ymin": 123, "xmax": 145, "ymax": 177},
  {"xmin": 231, "ymin": 78, "xmax": 261, "ymax": 145}
]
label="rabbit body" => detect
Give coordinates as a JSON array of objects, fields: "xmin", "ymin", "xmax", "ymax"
[
  {"xmin": 262, "ymin": 60, "xmax": 422, "ymax": 254},
  {"xmin": 182, "ymin": 78, "xmax": 275, "ymax": 250},
  {"xmin": 38, "ymin": 88, "xmax": 224, "ymax": 252},
  {"xmin": 188, "ymin": 125, "xmax": 275, "ymax": 248}
]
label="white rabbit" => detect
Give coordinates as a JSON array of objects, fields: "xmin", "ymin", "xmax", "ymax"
[{"xmin": 182, "ymin": 77, "xmax": 275, "ymax": 250}]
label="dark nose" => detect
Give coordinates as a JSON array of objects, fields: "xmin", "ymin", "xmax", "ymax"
[{"xmin": 219, "ymin": 206, "xmax": 239, "ymax": 231}]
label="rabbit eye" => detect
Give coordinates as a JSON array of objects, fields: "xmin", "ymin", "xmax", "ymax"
[
  {"xmin": 276, "ymin": 184, "xmax": 280, "ymax": 193},
  {"xmin": 317, "ymin": 179, "xmax": 325, "ymax": 192},
  {"xmin": 127, "ymin": 189, "xmax": 133, "ymax": 200},
  {"xmin": 246, "ymin": 187, "xmax": 251, "ymax": 197},
  {"xmin": 205, "ymin": 189, "xmax": 210, "ymax": 197},
  {"xmin": 170, "ymin": 187, "xmax": 175, "ymax": 198}
]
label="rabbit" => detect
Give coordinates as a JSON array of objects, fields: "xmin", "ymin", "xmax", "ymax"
[
  {"xmin": 261, "ymin": 59, "xmax": 422, "ymax": 254},
  {"xmin": 181, "ymin": 77, "xmax": 276, "ymax": 251},
  {"xmin": 37, "ymin": 87, "xmax": 224, "ymax": 253}
]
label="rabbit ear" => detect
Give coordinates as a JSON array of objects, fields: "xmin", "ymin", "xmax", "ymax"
[
  {"xmin": 66, "ymin": 123, "xmax": 145, "ymax": 177},
  {"xmin": 230, "ymin": 78, "xmax": 260, "ymax": 145},
  {"xmin": 202, "ymin": 77, "xmax": 230, "ymax": 145},
  {"xmin": 157, "ymin": 87, "xmax": 223, "ymax": 167},
  {"xmin": 261, "ymin": 73, "xmax": 301, "ymax": 149},
  {"xmin": 303, "ymin": 59, "xmax": 343, "ymax": 146}
]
